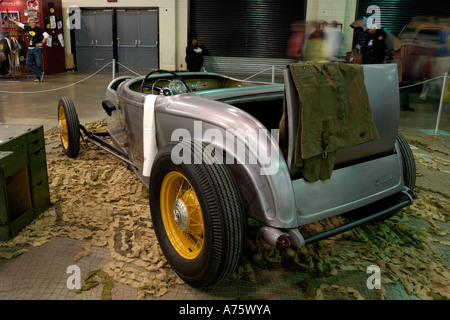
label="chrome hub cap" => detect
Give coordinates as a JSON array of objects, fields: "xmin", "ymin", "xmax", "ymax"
[{"xmin": 173, "ymin": 199, "xmax": 189, "ymax": 231}]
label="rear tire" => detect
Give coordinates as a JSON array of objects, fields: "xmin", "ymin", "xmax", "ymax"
[
  {"xmin": 58, "ymin": 97, "xmax": 80, "ymax": 158},
  {"xmin": 397, "ymin": 133, "xmax": 416, "ymax": 190},
  {"xmin": 149, "ymin": 140, "xmax": 245, "ymax": 287}
]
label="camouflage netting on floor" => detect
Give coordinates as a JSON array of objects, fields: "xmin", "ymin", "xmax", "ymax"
[{"xmin": 0, "ymin": 121, "xmax": 449, "ymax": 300}]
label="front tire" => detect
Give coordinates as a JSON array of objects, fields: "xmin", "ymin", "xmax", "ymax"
[
  {"xmin": 57, "ymin": 97, "xmax": 80, "ymax": 158},
  {"xmin": 149, "ymin": 140, "xmax": 245, "ymax": 287}
]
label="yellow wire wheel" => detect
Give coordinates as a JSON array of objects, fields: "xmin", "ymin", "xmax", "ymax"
[
  {"xmin": 58, "ymin": 106, "xmax": 69, "ymax": 149},
  {"xmin": 149, "ymin": 140, "xmax": 245, "ymax": 287},
  {"xmin": 57, "ymin": 97, "xmax": 80, "ymax": 158},
  {"xmin": 160, "ymin": 171, "xmax": 204, "ymax": 259}
]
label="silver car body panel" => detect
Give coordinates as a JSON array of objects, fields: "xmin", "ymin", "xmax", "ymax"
[{"xmin": 104, "ymin": 65, "xmax": 404, "ymax": 229}]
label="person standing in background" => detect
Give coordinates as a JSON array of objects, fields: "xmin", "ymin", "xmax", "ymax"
[
  {"xmin": 287, "ymin": 21, "xmax": 306, "ymax": 61},
  {"xmin": 361, "ymin": 17, "xmax": 394, "ymax": 64},
  {"xmin": 185, "ymin": 38, "xmax": 204, "ymax": 72},
  {"xmin": 324, "ymin": 20, "xmax": 344, "ymax": 61},
  {"xmin": 8, "ymin": 17, "xmax": 48, "ymax": 82},
  {"xmin": 304, "ymin": 21, "xmax": 329, "ymax": 63}
]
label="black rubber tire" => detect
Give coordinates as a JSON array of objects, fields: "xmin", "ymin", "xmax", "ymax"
[
  {"xmin": 149, "ymin": 140, "xmax": 245, "ymax": 287},
  {"xmin": 397, "ymin": 132, "xmax": 416, "ymax": 190},
  {"xmin": 57, "ymin": 97, "xmax": 80, "ymax": 158}
]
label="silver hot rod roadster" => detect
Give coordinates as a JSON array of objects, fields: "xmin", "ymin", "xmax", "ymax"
[{"xmin": 57, "ymin": 63, "xmax": 416, "ymax": 287}]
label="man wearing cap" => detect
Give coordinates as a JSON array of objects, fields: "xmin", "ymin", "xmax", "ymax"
[
  {"xmin": 8, "ymin": 17, "xmax": 49, "ymax": 82},
  {"xmin": 361, "ymin": 17, "xmax": 394, "ymax": 64}
]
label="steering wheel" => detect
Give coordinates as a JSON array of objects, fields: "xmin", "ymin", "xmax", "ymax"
[
  {"xmin": 151, "ymin": 78, "xmax": 175, "ymax": 96},
  {"xmin": 140, "ymin": 69, "xmax": 191, "ymax": 94}
]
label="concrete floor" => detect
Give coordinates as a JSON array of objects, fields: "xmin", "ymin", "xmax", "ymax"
[
  {"xmin": 0, "ymin": 71, "xmax": 116, "ymax": 131},
  {"xmin": 0, "ymin": 70, "xmax": 449, "ymax": 303}
]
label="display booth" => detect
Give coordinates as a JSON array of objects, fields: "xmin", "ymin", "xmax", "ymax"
[{"xmin": 0, "ymin": 0, "xmax": 66, "ymax": 78}]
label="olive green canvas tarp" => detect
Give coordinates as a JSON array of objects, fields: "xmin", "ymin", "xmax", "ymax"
[{"xmin": 287, "ymin": 62, "xmax": 379, "ymax": 181}]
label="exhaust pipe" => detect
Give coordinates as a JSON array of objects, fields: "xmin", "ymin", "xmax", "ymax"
[
  {"xmin": 260, "ymin": 226, "xmax": 290, "ymax": 249},
  {"xmin": 260, "ymin": 188, "xmax": 414, "ymax": 250},
  {"xmin": 260, "ymin": 226, "xmax": 306, "ymax": 249}
]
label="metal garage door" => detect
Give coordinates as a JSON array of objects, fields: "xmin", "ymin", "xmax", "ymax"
[
  {"xmin": 74, "ymin": 9, "xmax": 113, "ymax": 71},
  {"xmin": 189, "ymin": 0, "xmax": 306, "ymax": 76},
  {"xmin": 74, "ymin": 8, "xmax": 159, "ymax": 72},
  {"xmin": 116, "ymin": 9, "xmax": 159, "ymax": 72}
]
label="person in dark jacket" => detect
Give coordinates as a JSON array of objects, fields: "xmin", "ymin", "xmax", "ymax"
[
  {"xmin": 185, "ymin": 38, "xmax": 204, "ymax": 72},
  {"xmin": 361, "ymin": 17, "xmax": 394, "ymax": 64}
]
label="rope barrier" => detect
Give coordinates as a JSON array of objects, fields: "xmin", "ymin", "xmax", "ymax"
[
  {"xmin": 243, "ymin": 67, "xmax": 276, "ymax": 81},
  {"xmin": 115, "ymin": 62, "xmax": 143, "ymax": 77},
  {"xmin": 242, "ymin": 65, "xmax": 286, "ymax": 83},
  {"xmin": 0, "ymin": 61, "xmax": 113, "ymax": 94},
  {"xmin": 242, "ymin": 64, "xmax": 449, "ymax": 88},
  {"xmin": 1, "ymin": 58, "xmax": 448, "ymax": 106},
  {"xmin": 399, "ymin": 75, "xmax": 447, "ymax": 90}
]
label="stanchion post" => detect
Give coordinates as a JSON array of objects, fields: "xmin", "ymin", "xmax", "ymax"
[
  {"xmin": 272, "ymin": 65, "xmax": 275, "ymax": 83},
  {"xmin": 434, "ymin": 72, "xmax": 448, "ymax": 135},
  {"xmin": 112, "ymin": 59, "xmax": 116, "ymax": 80}
]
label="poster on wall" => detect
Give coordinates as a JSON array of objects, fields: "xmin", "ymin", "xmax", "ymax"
[
  {"xmin": 1, "ymin": 11, "xmax": 20, "ymax": 28},
  {"xmin": 25, "ymin": 0, "xmax": 39, "ymax": 18}
]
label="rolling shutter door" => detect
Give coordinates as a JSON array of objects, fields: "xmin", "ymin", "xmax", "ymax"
[
  {"xmin": 354, "ymin": 0, "xmax": 450, "ymax": 47},
  {"xmin": 189, "ymin": 0, "xmax": 306, "ymax": 59}
]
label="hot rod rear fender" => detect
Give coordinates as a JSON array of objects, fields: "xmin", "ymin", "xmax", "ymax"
[
  {"xmin": 153, "ymin": 95, "xmax": 299, "ymax": 228},
  {"xmin": 111, "ymin": 80, "xmax": 297, "ymax": 227}
]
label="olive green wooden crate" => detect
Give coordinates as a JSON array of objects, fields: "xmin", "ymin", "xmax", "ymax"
[
  {"xmin": 0, "ymin": 125, "xmax": 45, "ymax": 154},
  {"xmin": 0, "ymin": 151, "xmax": 35, "ymax": 241},
  {"xmin": 27, "ymin": 128, "xmax": 50, "ymax": 217},
  {"xmin": 0, "ymin": 134, "xmax": 28, "ymax": 156},
  {"xmin": 29, "ymin": 147, "xmax": 48, "ymax": 186},
  {"xmin": 32, "ymin": 176, "xmax": 51, "ymax": 217},
  {"xmin": 27, "ymin": 126, "xmax": 45, "ymax": 154},
  {"xmin": 0, "ymin": 124, "xmax": 51, "ymax": 240}
]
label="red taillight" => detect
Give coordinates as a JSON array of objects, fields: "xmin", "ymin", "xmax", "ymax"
[
  {"xmin": 276, "ymin": 234, "xmax": 291, "ymax": 249},
  {"xmin": 407, "ymin": 189, "xmax": 417, "ymax": 199}
]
